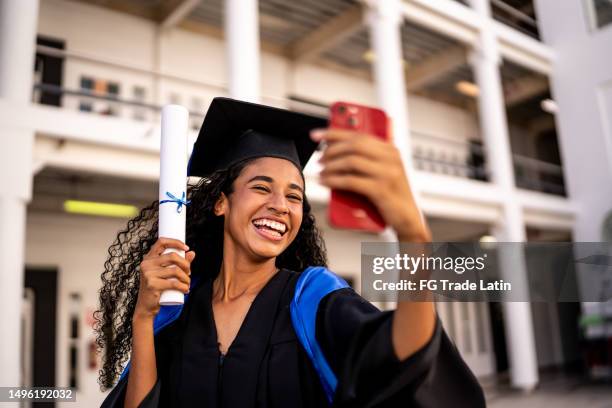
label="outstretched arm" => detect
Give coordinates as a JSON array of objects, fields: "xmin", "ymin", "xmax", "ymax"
[{"xmin": 312, "ymin": 127, "xmax": 436, "ymax": 361}]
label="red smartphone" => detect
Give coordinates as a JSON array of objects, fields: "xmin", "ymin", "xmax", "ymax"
[{"xmin": 327, "ymin": 101, "xmax": 389, "ymax": 233}]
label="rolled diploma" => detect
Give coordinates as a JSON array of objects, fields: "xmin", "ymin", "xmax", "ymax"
[{"xmin": 159, "ymin": 105, "xmax": 189, "ymax": 306}]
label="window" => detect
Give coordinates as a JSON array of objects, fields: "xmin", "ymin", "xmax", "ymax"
[
  {"xmin": 107, "ymin": 82, "xmax": 120, "ymax": 98},
  {"xmin": 78, "ymin": 76, "xmax": 122, "ymax": 116},
  {"xmin": 79, "ymin": 76, "xmax": 94, "ymax": 112},
  {"xmin": 80, "ymin": 76, "xmax": 94, "ymax": 91},
  {"xmin": 105, "ymin": 81, "xmax": 120, "ymax": 116},
  {"xmin": 68, "ymin": 293, "xmax": 82, "ymax": 389},
  {"xmin": 586, "ymin": 0, "xmax": 612, "ymax": 30}
]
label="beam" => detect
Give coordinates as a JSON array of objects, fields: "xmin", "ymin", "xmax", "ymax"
[
  {"xmin": 158, "ymin": 0, "xmax": 201, "ymax": 29},
  {"xmin": 287, "ymin": 5, "xmax": 364, "ymax": 62},
  {"xmin": 73, "ymin": 0, "xmax": 158, "ymax": 19},
  {"xmin": 504, "ymin": 75, "xmax": 548, "ymax": 107},
  {"xmin": 34, "ymin": 136, "xmax": 160, "ymax": 181},
  {"xmin": 405, "ymin": 46, "xmax": 467, "ymax": 91},
  {"xmin": 403, "ymin": 0, "xmax": 553, "ymax": 75}
]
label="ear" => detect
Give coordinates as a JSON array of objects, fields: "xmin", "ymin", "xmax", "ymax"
[{"xmin": 214, "ymin": 192, "xmax": 227, "ymax": 216}]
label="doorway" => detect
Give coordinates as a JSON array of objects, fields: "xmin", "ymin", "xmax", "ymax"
[
  {"xmin": 34, "ymin": 36, "xmax": 65, "ymax": 107},
  {"xmin": 23, "ymin": 268, "xmax": 58, "ymax": 408}
]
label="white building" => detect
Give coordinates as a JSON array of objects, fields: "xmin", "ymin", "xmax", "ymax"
[{"xmin": 0, "ymin": 0, "xmax": 610, "ymax": 406}]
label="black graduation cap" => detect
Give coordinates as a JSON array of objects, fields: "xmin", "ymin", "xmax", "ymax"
[{"xmin": 187, "ymin": 97, "xmax": 328, "ymax": 178}]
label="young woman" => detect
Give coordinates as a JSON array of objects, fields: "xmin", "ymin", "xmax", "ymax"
[{"xmin": 97, "ymin": 98, "xmax": 484, "ymax": 407}]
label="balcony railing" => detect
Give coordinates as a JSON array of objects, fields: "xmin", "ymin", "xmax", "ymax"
[
  {"xmin": 491, "ymin": 0, "xmax": 539, "ymax": 40},
  {"xmin": 513, "ymin": 153, "xmax": 565, "ymax": 196},
  {"xmin": 32, "ymin": 82, "xmax": 205, "ymax": 126},
  {"xmin": 31, "ymin": 45, "xmax": 564, "ymax": 196},
  {"xmin": 412, "ymin": 130, "xmax": 488, "ymax": 180},
  {"xmin": 452, "ymin": 0, "xmax": 540, "ymax": 40},
  {"xmin": 411, "ymin": 130, "xmax": 566, "ymax": 196}
]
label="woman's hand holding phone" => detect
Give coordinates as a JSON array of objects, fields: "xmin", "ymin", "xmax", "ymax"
[
  {"xmin": 311, "ymin": 125, "xmax": 430, "ymax": 243},
  {"xmin": 312, "ymin": 106, "xmax": 435, "ymax": 363}
]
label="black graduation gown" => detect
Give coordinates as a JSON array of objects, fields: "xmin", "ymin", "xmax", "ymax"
[{"xmin": 101, "ymin": 268, "xmax": 485, "ymax": 407}]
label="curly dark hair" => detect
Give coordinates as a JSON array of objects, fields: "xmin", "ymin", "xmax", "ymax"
[{"xmin": 94, "ymin": 157, "xmax": 328, "ymax": 390}]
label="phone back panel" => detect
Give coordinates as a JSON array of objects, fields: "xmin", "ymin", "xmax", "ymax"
[{"xmin": 327, "ymin": 102, "xmax": 388, "ymax": 233}]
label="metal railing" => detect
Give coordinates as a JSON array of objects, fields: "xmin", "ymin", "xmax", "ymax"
[
  {"xmin": 490, "ymin": 0, "xmax": 540, "ymax": 39},
  {"xmin": 513, "ymin": 153, "xmax": 566, "ymax": 195},
  {"xmin": 411, "ymin": 130, "xmax": 488, "ymax": 180},
  {"xmin": 33, "ymin": 44, "xmax": 309, "ymax": 126},
  {"xmin": 411, "ymin": 130, "xmax": 566, "ymax": 196},
  {"xmin": 33, "ymin": 82, "xmax": 204, "ymax": 119},
  {"xmin": 32, "ymin": 45, "xmax": 565, "ymax": 195},
  {"xmin": 452, "ymin": 0, "xmax": 540, "ymax": 39}
]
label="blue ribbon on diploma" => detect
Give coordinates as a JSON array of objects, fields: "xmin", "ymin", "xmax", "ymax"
[{"xmin": 160, "ymin": 191, "xmax": 191, "ymax": 213}]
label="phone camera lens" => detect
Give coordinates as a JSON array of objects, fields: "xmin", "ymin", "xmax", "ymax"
[
  {"xmin": 337, "ymin": 105, "xmax": 346, "ymax": 114},
  {"xmin": 348, "ymin": 116, "xmax": 358, "ymax": 127}
]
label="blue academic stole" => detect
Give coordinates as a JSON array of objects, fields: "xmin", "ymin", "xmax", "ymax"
[
  {"xmin": 289, "ymin": 266, "xmax": 349, "ymax": 403},
  {"xmin": 118, "ymin": 266, "xmax": 349, "ymax": 403}
]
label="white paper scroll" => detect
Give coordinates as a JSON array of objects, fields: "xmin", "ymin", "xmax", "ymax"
[{"xmin": 159, "ymin": 105, "xmax": 189, "ymax": 306}]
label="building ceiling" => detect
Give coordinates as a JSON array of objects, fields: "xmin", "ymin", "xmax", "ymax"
[
  {"xmin": 30, "ymin": 167, "xmax": 158, "ymax": 214},
  {"xmin": 70, "ymin": 0, "xmax": 548, "ymax": 114}
]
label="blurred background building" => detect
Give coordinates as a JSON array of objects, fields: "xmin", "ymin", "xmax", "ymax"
[{"xmin": 0, "ymin": 0, "xmax": 611, "ymax": 406}]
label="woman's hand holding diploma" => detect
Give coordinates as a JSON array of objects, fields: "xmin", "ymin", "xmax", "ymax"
[
  {"xmin": 133, "ymin": 238, "xmax": 196, "ymax": 320},
  {"xmin": 311, "ymin": 128, "xmax": 436, "ymax": 362}
]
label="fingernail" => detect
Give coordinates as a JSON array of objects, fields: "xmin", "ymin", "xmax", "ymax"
[{"xmin": 310, "ymin": 129, "xmax": 325, "ymax": 141}]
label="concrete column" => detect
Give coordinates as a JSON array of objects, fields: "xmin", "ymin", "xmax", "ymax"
[
  {"xmin": 0, "ymin": 0, "xmax": 38, "ymax": 104},
  {"xmin": 365, "ymin": 0, "xmax": 421, "ymax": 312},
  {"xmin": 0, "ymin": 0, "xmax": 38, "ymax": 389},
  {"xmin": 224, "ymin": 0, "xmax": 260, "ymax": 102},
  {"xmin": 364, "ymin": 0, "xmax": 413, "ymax": 171},
  {"xmin": 469, "ymin": 0, "xmax": 538, "ymax": 391}
]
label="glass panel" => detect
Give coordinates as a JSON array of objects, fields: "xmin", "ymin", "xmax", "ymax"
[
  {"xmin": 107, "ymin": 82, "xmax": 120, "ymax": 97},
  {"xmin": 80, "ymin": 76, "xmax": 93, "ymax": 90}
]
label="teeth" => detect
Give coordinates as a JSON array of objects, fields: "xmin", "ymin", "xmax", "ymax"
[{"xmin": 253, "ymin": 218, "xmax": 287, "ymax": 234}]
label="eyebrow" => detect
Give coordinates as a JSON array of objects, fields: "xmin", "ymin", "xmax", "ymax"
[{"xmin": 247, "ymin": 175, "xmax": 304, "ymax": 194}]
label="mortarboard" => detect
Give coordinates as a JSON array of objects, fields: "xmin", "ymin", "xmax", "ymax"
[{"xmin": 187, "ymin": 97, "xmax": 328, "ymax": 178}]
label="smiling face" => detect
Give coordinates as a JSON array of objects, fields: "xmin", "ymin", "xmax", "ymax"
[{"xmin": 214, "ymin": 157, "xmax": 305, "ymax": 263}]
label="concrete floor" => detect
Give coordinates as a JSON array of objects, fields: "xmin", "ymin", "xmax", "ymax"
[{"xmin": 485, "ymin": 374, "xmax": 612, "ymax": 408}]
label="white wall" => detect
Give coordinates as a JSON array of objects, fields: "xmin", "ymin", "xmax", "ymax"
[
  {"xmin": 37, "ymin": 0, "xmax": 480, "ymax": 148},
  {"xmin": 536, "ymin": 0, "xmax": 612, "ymax": 241},
  {"xmin": 38, "ymin": 0, "xmax": 157, "ymax": 117},
  {"xmin": 536, "ymin": 1, "xmax": 612, "ymax": 314},
  {"xmin": 25, "ymin": 211, "xmax": 125, "ymax": 407}
]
